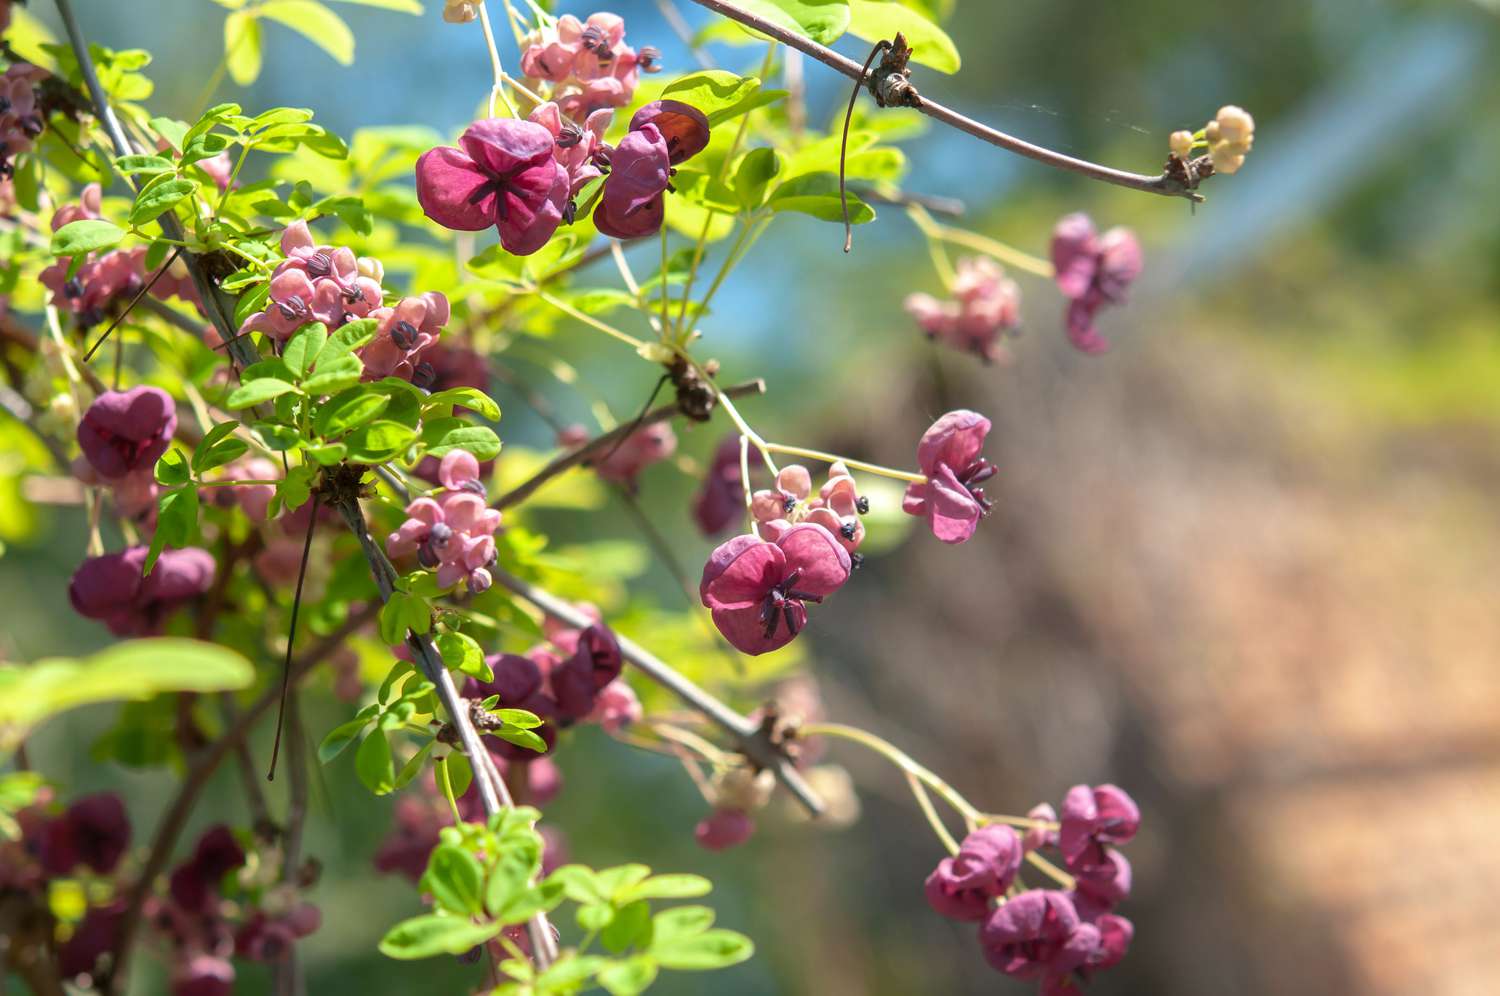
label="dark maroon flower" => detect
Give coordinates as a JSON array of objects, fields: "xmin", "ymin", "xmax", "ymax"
[
  {"xmin": 901, "ymin": 410, "xmax": 996, "ymax": 544},
  {"xmin": 236, "ymin": 903, "xmax": 320, "ymax": 962},
  {"xmin": 415, "ymin": 118, "xmax": 570, "ymax": 256},
  {"xmin": 58, "ymin": 900, "xmax": 126, "ymax": 979},
  {"xmin": 1050, "ymin": 213, "xmax": 1143, "ymax": 355},
  {"xmin": 169, "ymin": 825, "xmax": 246, "ymax": 913},
  {"xmin": 374, "ymin": 794, "xmax": 447, "ymax": 882},
  {"xmin": 1073, "ymin": 848, "xmax": 1132, "ymax": 910},
  {"xmin": 924, "ymin": 825, "xmax": 1022, "ymax": 922},
  {"xmin": 695, "ymin": 807, "xmax": 753, "ymax": 851},
  {"xmin": 69, "ymin": 546, "xmax": 215, "ymax": 636},
  {"xmin": 693, "ymin": 434, "xmax": 762, "ymax": 536},
  {"xmin": 551, "ymin": 624, "xmax": 623, "ymax": 721},
  {"xmin": 979, "ymin": 890, "xmax": 1098, "ymax": 986},
  {"xmin": 699, "ymin": 525, "xmax": 851, "ymax": 656},
  {"xmin": 1058, "ymin": 784, "xmax": 1139, "ymax": 876},
  {"xmin": 39, "ymin": 793, "xmax": 130, "ymax": 876},
  {"xmin": 76, "ymin": 386, "xmax": 177, "ymax": 480}
]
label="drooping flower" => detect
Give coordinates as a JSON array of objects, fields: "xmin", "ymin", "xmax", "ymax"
[
  {"xmin": 1049, "ymin": 213, "xmax": 1142, "ymax": 355},
  {"xmin": 1073, "ymin": 848, "xmax": 1132, "ymax": 911},
  {"xmin": 415, "ymin": 118, "xmax": 569, "ymax": 256},
  {"xmin": 694, "ymin": 807, "xmax": 753, "ymax": 851},
  {"xmin": 236, "ymin": 220, "xmax": 383, "ymax": 342},
  {"xmin": 979, "ymin": 890, "xmax": 1098, "ymax": 988},
  {"xmin": 594, "ymin": 100, "xmax": 710, "ymax": 240},
  {"xmin": 38, "ymin": 793, "xmax": 132, "ymax": 876},
  {"xmin": 1023, "ymin": 802, "xmax": 1059, "ymax": 852},
  {"xmin": 924, "ymin": 825, "xmax": 1023, "ymax": 922},
  {"xmin": 590, "ymin": 422, "xmax": 676, "ymax": 486},
  {"xmin": 550, "ymin": 623, "xmax": 623, "ymax": 721},
  {"xmin": 168, "ymin": 824, "xmax": 247, "ymax": 914},
  {"xmin": 692, "ymin": 434, "xmax": 761, "ymax": 536},
  {"xmin": 904, "ymin": 257, "xmax": 1022, "ymax": 364},
  {"xmin": 585, "ymin": 679, "xmax": 642, "ymax": 733},
  {"xmin": 0, "ymin": 62, "xmax": 46, "ymax": 179},
  {"xmin": 529, "ymin": 100, "xmax": 613, "ymax": 196},
  {"xmin": 58, "ymin": 901, "xmax": 126, "ymax": 980},
  {"xmin": 235, "ymin": 903, "xmax": 321, "ymax": 962},
  {"xmin": 1058, "ymin": 783, "xmax": 1140, "ymax": 877},
  {"xmin": 76, "ymin": 386, "xmax": 177, "ymax": 480},
  {"xmin": 901, "ymin": 410, "xmax": 996, "ymax": 544},
  {"xmin": 699, "ymin": 525, "xmax": 851, "ymax": 655},
  {"xmin": 69, "ymin": 546, "xmax": 216, "ymax": 636},
  {"xmin": 38, "ymin": 184, "xmax": 149, "ymax": 327}
]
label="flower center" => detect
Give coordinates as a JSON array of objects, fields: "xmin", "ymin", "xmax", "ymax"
[
  {"xmin": 305, "ymin": 252, "xmax": 332, "ymax": 278},
  {"xmin": 957, "ymin": 458, "xmax": 997, "ymax": 514},
  {"xmin": 758, "ymin": 569, "xmax": 824, "ymax": 641}
]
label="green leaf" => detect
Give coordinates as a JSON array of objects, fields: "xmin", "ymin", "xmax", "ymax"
[
  {"xmin": 548, "ymin": 865, "xmax": 605, "ymax": 906},
  {"xmin": 621, "ymin": 874, "xmax": 713, "ymax": 903},
  {"xmin": 260, "ymin": 0, "xmax": 355, "ymax": 65},
  {"xmin": 154, "ymin": 447, "xmax": 191, "ymax": 487},
  {"xmin": 735, "ymin": 147, "xmax": 782, "ymax": 209},
  {"xmin": 282, "ymin": 322, "xmax": 328, "ymax": 379},
  {"xmin": 495, "ymin": 708, "xmax": 542, "ymax": 729},
  {"xmin": 190, "ymin": 421, "xmax": 243, "ymax": 470},
  {"xmin": 129, "ymin": 177, "xmax": 196, "ymax": 226},
  {"xmin": 150, "ymin": 116, "xmax": 189, "ymax": 152},
  {"xmin": 0, "ymin": 640, "xmax": 254, "ymax": 752},
  {"xmin": 595, "ymin": 864, "xmax": 652, "ymax": 900},
  {"xmin": 226, "ymin": 378, "xmax": 298, "ymax": 409},
  {"xmin": 354, "ymin": 728, "xmax": 394, "ymax": 794},
  {"xmin": 846, "ymin": 0, "xmax": 960, "ymax": 73},
  {"xmin": 601, "ymin": 900, "xmax": 652, "ymax": 954},
  {"xmin": 538, "ymin": 955, "xmax": 610, "ymax": 990},
  {"xmin": 345, "ymin": 419, "xmax": 417, "ymax": 463},
  {"xmin": 427, "ymin": 425, "xmax": 501, "ymax": 461},
  {"xmin": 597, "ymin": 955, "xmax": 659, "ymax": 996},
  {"xmin": 307, "ymin": 442, "xmax": 347, "ymax": 465},
  {"xmin": 423, "ymin": 387, "xmax": 500, "ymax": 422},
  {"xmin": 495, "ymin": 727, "xmax": 548, "ymax": 754},
  {"xmin": 661, "ymin": 71, "xmax": 773, "ymax": 127},
  {"xmin": 300, "ymin": 354, "xmax": 363, "ymax": 395},
  {"xmin": 313, "ymin": 388, "xmax": 389, "ymax": 438},
  {"xmin": 242, "ymin": 358, "xmax": 295, "ymax": 381},
  {"xmin": 224, "ymin": 9, "xmax": 264, "ymax": 85},
  {"xmin": 377, "ymin": 914, "xmax": 501, "ymax": 960},
  {"xmin": 394, "ymin": 737, "xmax": 436, "ymax": 789},
  {"xmin": 273, "ymin": 464, "xmax": 318, "ymax": 513},
  {"xmin": 143, "ymin": 487, "xmax": 199, "ymax": 574},
  {"xmin": 436, "ymin": 632, "xmax": 490, "ymax": 681},
  {"xmin": 650, "ymin": 905, "xmax": 714, "ymax": 945},
  {"xmin": 50, "ymin": 220, "xmax": 124, "ymax": 256},
  {"xmin": 318, "ymin": 715, "xmax": 374, "ymax": 763},
  {"xmin": 729, "ymin": 0, "xmax": 850, "ymax": 44},
  {"xmin": 114, "ymin": 154, "xmax": 175, "ymax": 175},
  {"xmin": 651, "ymin": 929, "xmax": 754, "ymax": 970},
  {"xmin": 767, "ymin": 172, "xmax": 874, "ymax": 224},
  {"xmin": 441, "ymin": 752, "xmax": 472, "ymax": 800},
  {"xmin": 577, "ymin": 902, "xmax": 614, "ymax": 932},
  {"xmin": 422, "ymin": 843, "xmax": 486, "ymax": 915},
  {"xmin": 180, "ymin": 132, "xmax": 233, "ymax": 168}
]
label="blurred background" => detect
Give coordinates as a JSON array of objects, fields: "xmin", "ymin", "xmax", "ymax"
[{"xmin": 6, "ymin": 0, "xmax": 1500, "ymax": 993}]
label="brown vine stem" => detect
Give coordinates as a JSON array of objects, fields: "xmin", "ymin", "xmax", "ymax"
[
  {"xmin": 492, "ymin": 378, "xmax": 766, "ymax": 510},
  {"xmin": 328, "ymin": 490, "xmax": 559, "ymax": 967},
  {"xmin": 103, "ymin": 606, "xmax": 377, "ymax": 995},
  {"xmin": 684, "ymin": 0, "xmax": 1202, "ymax": 202}
]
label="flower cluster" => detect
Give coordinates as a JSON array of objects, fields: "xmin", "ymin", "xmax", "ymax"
[
  {"xmin": 925, "ymin": 784, "xmax": 1138, "ymax": 994},
  {"xmin": 1173, "ymin": 105, "xmax": 1256, "ymax": 175},
  {"xmin": 519, "ymin": 11, "xmax": 660, "ymax": 120},
  {"xmin": 415, "ymin": 99, "xmax": 709, "ymax": 253},
  {"xmin": 1049, "ymin": 213, "xmax": 1143, "ymax": 355},
  {"xmin": 69, "ymin": 545, "xmax": 216, "ymax": 636},
  {"xmin": 38, "ymin": 185, "xmax": 149, "ymax": 327},
  {"xmin": 0, "ymin": 61, "xmax": 45, "ymax": 179},
  {"xmin": 583, "ymin": 421, "xmax": 677, "ymax": 487},
  {"xmin": 904, "ymin": 256, "xmax": 1022, "ymax": 363},
  {"xmin": 902, "ymin": 410, "xmax": 997, "ymax": 545},
  {"xmin": 386, "ymin": 449, "xmax": 500, "ymax": 592},
  {"xmin": 751, "ymin": 462, "xmax": 867, "ymax": 556}
]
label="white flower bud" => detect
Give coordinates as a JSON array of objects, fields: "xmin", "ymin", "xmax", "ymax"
[
  {"xmin": 356, "ymin": 256, "xmax": 384, "ymax": 283},
  {"xmin": 1214, "ymin": 105, "xmax": 1254, "ymax": 146},
  {"xmin": 443, "ymin": 1, "xmax": 479, "ymax": 23},
  {"xmin": 713, "ymin": 766, "xmax": 775, "ymax": 812},
  {"xmin": 1169, "ymin": 130, "xmax": 1194, "ymax": 159},
  {"xmin": 1210, "ymin": 146, "xmax": 1246, "ymax": 174}
]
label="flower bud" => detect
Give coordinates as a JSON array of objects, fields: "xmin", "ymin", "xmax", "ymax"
[
  {"xmin": 1214, "ymin": 105, "xmax": 1254, "ymax": 146},
  {"xmin": 1169, "ymin": 130, "xmax": 1194, "ymax": 158},
  {"xmin": 713, "ymin": 766, "xmax": 774, "ymax": 812},
  {"xmin": 356, "ymin": 255, "xmax": 384, "ymax": 283}
]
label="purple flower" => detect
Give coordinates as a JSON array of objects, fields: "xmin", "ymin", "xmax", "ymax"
[
  {"xmin": 979, "ymin": 890, "xmax": 1098, "ymax": 987},
  {"xmin": 585, "ymin": 679, "xmax": 641, "ymax": 733},
  {"xmin": 76, "ymin": 386, "xmax": 177, "ymax": 480},
  {"xmin": 168, "ymin": 825, "xmax": 246, "ymax": 914},
  {"xmin": 39, "ymin": 793, "xmax": 131, "ymax": 876},
  {"xmin": 58, "ymin": 901, "xmax": 125, "ymax": 980},
  {"xmin": 360, "ymin": 291, "xmax": 449, "ymax": 382},
  {"xmin": 1074, "ymin": 848, "xmax": 1132, "ymax": 910},
  {"xmin": 170, "ymin": 955, "xmax": 234, "ymax": 996},
  {"xmin": 386, "ymin": 452, "xmax": 501, "ymax": 593},
  {"xmin": 1049, "ymin": 213, "xmax": 1143, "ymax": 354},
  {"xmin": 695, "ymin": 807, "xmax": 753, "ymax": 851},
  {"xmin": 551, "ymin": 623, "xmax": 623, "ymax": 721},
  {"xmin": 924, "ymin": 825, "xmax": 1023, "ymax": 921},
  {"xmin": 237, "ymin": 221, "xmax": 384, "ymax": 341},
  {"xmin": 1059, "ymin": 783, "xmax": 1139, "ymax": 876},
  {"xmin": 904, "ymin": 257, "xmax": 1021, "ymax": 364},
  {"xmin": 590, "ymin": 422, "xmax": 676, "ymax": 486},
  {"xmin": 693, "ymin": 434, "xmax": 761, "ymax": 536},
  {"xmin": 699, "ymin": 525, "xmax": 851, "ymax": 656},
  {"xmin": 901, "ymin": 410, "xmax": 996, "ymax": 544},
  {"xmin": 69, "ymin": 546, "xmax": 215, "ymax": 636},
  {"xmin": 594, "ymin": 100, "xmax": 709, "ymax": 240},
  {"xmin": 463, "ymin": 654, "xmax": 559, "ymax": 760},
  {"xmin": 415, "ymin": 118, "xmax": 569, "ymax": 256}
]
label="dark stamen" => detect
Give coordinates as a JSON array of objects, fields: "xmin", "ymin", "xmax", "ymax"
[
  {"xmin": 856, "ymin": 496, "xmax": 870, "ymax": 515},
  {"xmin": 305, "ymin": 252, "xmax": 332, "ymax": 278}
]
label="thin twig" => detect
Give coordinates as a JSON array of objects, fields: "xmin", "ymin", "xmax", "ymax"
[
  {"xmin": 267, "ymin": 492, "xmax": 320, "ymax": 781},
  {"xmin": 683, "ymin": 0, "xmax": 1202, "ymax": 202},
  {"xmin": 493, "ymin": 379, "xmax": 765, "ymax": 510}
]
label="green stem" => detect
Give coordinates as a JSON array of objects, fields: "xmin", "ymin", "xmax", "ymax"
[
  {"xmin": 534, "ymin": 289, "xmax": 647, "ymax": 350},
  {"xmin": 906, "ymin": 770, "xmax": 961, "ymax": 855},
  {"xmin": 801, "ymin": 722, "xmax": 980, "ymax": 829},
  {"xmin": 436, "ymin": 755, "xmax": 463, "ymax": 825},
  {"xmin": 763, "ymin": 442, "xmax": 925, "ymax": 484},
  {"xmin": 908, "ymin": 205, "xmax": 1054, "ymax": 279}
]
